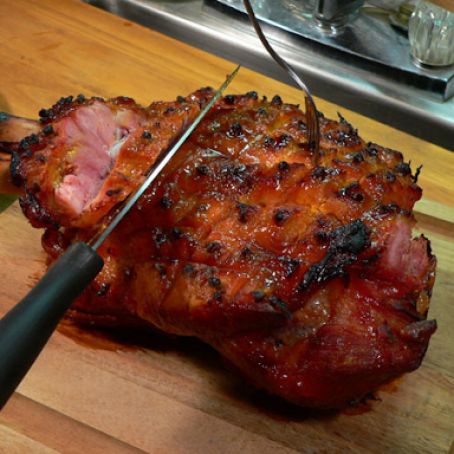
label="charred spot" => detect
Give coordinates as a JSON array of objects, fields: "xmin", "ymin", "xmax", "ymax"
[
  {"xmin": 165, "ymin": 107, "xmax": 176, "ymax": 114},
  {"xmin": 227, "ymin": 122, "xmax": 243, "ymax": 138},
  {"xmin": 351, "ymin": 152, "xmax": 364, "ymax": 164},
  {"xmin": 324, "ymin": 129, "xmax": 360, "ymax": 147},
  {"xmin": 199, "ymin": 87, "xmax": 213, "ymax": 94},
  {"xmin": 315, "ymin": 230, "xmax": 329, "ymax": 244},
  {"xmin": 394, "ymin": 162, "xmax": 411, "ymax": 176},
  {"xmin": 96, "ymin": 283, "xmax": 110, "ymax": 297},
  {"xmin": 233, "ymin": 163, "xmax": 246, "ymax": 176},
  {"xmin": 153, "ymin": 229, "xmax": 168, "ymax": 247},
  {"xmin": 337, "ymin": 112, "xmax": 347, "ymax": 124},
  {"xmin": 274, "ymin": 208, "xmax": 291, "ymax": 224},
  {"xmin": 264, "ymin": 134, "xmax": 291, "ymax": 151},
  {"xmin": 385, "ymin": 172, "xmax": 396, "ymax": 182},
  {"xmin": 257, "ymin": 107, "xmax": 267, "ymax": 116},
  {"xmin": 312, "ymin": 166, "xmax": 327, "ymax": 180},
  {"xmin": 36, "ymin": 154, "xmax": 47, "ymax": 163},
  {"xmin": 196, "ymin": 164, "xmax": 209, "ymax": 176},
  {"xmin": 18, "ymin": 139, "xmax": 29, "ymax": 152},
  {"xmin": 312, "ymin": 166, "xmax": 340, "ymax": 181},
  {"xmin": 142, "ymin": 130, "xmax": 153, "ymax": 139},
  {"xmin": 365, "ymin": 143, "xmax": 379, "ymax": 157},
  {"xmin": 218, "ymin": 162, "xmax": 255, "ymax": 189},
  {"xmin": 264, "ymin": 136, "xmax": 276, "ymax": 149},
  {"xmin": 206, "ymin": 241, "xmax": 221, "ymax": 254},
  {"xmin": 278, "ymin": 256, "xmax": 301, "ymax": 277},
  {"xmin": 251, "ymin": 290, "xmax": 265, "ymax": 301},
  {"xmin": 361, "ymin": 252, "xmax": 380, "ymax": 267},
  {"xmin": 21, "ymin": 134, "xmax": 39, "ymax": 148},
  {"xmin": 400, "ymin": 320, "xmax": 437, "ymax": 341},
  {"xmin": 297, "ymin": 120, "xmax": 307, "ymax": 131},
  {"xmin": 183, "ymin": 264, "xmax": 194, "ymax": 275},
  {"xmin": 375, "ymin": 203, "xmax": 400, "ymax": 217},
  {"xmin": 155, "ymin": 263, "xmax": 167, "ymax": 276},
  {"xmin": 246, "ymin": 91, "xmax": 258, "ymax": 99},
  {"xmin": 224, "ymin": 95, "xmax": 235, "ymax": 105},
  {"xmin": 241, "ymin": 247, "xmax": 252, "ymax": 257},
  {"xmin": 176, "ymin": 95, "xmax": 186, "ymax": 103},
  {"xmin": 38, "ymin": 108, "xmax": 50, "ymax": 119},
  {"xmin": 212, "ymin": 291, "xmax": 223, "ymax": 301},
  {"xmin": 276, "ymin": 134, "xmax": 291, "ymax": 149},
  {"xmin": 317, "ymin": 217, "xmax": 329, "ymax": 228},
  {"xmin": 271, "ymin": 95, "xmax": 282, "ymax": 105},
  {"xmin": 423, "ymin": 235, "xmax": 433, "ymax": 258},
  {"xmin": 171, "ymin": 227, "xmax": 183, "ymax": 239},
  {"xmin": 338, "ymin": 182, "xmax": 364, "ymax": 202},
  {"xmin": 208, "ymin": 276, "xmax": 221, "ymax": 288},
  {"xmin": 337, "ymin": 112, "xmax": 357, "ymax": 136},
  {"xmin": 10, "ymin": 151, "xmax": 22, "ymax": 186},
  {"xmin": 76, "ymin": 94, "xmax": 85, "ymax": 103},
  {"xmin": 42, "ymin": 124, "xmax": 54, "ymax": 136},
  {"xmin": 115, "ymin": 96, "xmax": 134, "ymax": 105},
  {"xmin": 268, "ymin": 295, "xmax": 291, "ymax": 318},
  {"xmin": 331, "ymin": 219, "xmax": 370, "ymax": 254},
  {"xmin": 160, "ymin": 196, "xmax": 173, "ymax": 209},
  {"xmin": 236, "ymin": 202, "xmax": 256, "ymax": 223},
  {"xmin": 106, "ymin": 188, "xmax": 122, "ymax": 197},
  {"xmin": 299, "ymin": 220, "xmax": 370, "ymax": 291},
  {"xmin": 63, "ymin": 96, "xmax": 73, "ymax": 104},
  {"xmin": 381, "ymin": 202, "xmax": 398, "ymax": 212},
  {"xmin": 337, "ymin": 112, "xmax": 351, "ymax": 127},
  {"xmin": 413, "ymin": 165, "xmax": 422, "ymax": 183},
  {"xmin": 278, "ymin": 161, "xmax": 290, "ymax": 172}
]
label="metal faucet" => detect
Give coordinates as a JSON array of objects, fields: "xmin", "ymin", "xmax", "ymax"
[{"xmin": 314, "ymin": 0, "xmax": 365, "ymax": 31}]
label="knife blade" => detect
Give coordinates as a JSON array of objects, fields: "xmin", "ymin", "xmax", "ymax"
[{"xmin": 0, "ymin": 65, "xmax": 241, "ymax": 409}]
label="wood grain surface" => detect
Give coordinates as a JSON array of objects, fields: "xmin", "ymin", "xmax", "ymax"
[
  {"xmin": 0, "ymin": 1, "xmax": 453, "ymax": 452},
  {"xmin": 428, "ymin": 0, "xmax": 454, "ymax": 13}
]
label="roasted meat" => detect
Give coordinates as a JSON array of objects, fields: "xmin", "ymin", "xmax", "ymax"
[
  {"xmin": 11, "ymin": 94, "xmax": 201, "ymax": 228},
  {"xmin": 8, "ymin": 90, "xmax": 436, "ymax": 408}
]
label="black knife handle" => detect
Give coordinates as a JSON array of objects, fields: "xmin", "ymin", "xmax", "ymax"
[{"xmin": 0, "ymin": 242, "xmax": 103, "ymax": 409}]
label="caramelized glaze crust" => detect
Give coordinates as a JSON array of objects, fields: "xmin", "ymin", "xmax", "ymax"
[{"xmin": 13, "ymin": 90, "xmax": 436, "ymax": 408}]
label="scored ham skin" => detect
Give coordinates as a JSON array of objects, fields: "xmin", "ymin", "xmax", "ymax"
[{"xmin": 12, "ymin": 90, "xmax": 436, "ymax": 408}]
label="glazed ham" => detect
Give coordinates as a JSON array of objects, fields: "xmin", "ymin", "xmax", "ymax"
[{"xmin": 7, "ymin": 90, "xmax": 436, "ymax": 408}]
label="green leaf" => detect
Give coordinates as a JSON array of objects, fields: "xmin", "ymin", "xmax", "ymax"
[{"xmin": 0, "ymin": 194, "xmax": 18, "ymax": 213}]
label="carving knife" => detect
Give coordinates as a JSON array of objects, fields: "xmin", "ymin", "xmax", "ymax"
[{"xmin": 0, "ymin": 65, "xmax": 241, "ymax": 409}]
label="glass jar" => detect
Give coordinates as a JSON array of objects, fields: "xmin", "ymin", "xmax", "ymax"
[{"xmin": 408, "ymin": 0, "xmax": 454, "ymax": 66}]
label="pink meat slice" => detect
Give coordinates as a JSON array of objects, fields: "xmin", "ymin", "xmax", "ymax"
[
  {"xmin": 377, "ymin": 220, "xmax": 430, "ymax": 289},
  {"xmin": 54, "ymin": 102, "xmax": 139, "ymax": 216}
]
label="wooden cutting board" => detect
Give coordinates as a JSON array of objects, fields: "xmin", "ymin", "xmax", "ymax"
[{"xmin": 0, "ymin": 1, "xmax": 453, "ymax": 452}]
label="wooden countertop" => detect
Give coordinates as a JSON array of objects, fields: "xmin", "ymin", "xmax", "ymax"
[{"xmin": 0, "ymin": 1, "xmax": 453, "ymax": 452}]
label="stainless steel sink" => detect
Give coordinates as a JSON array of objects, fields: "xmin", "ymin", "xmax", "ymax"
[{"xmin": 83, "ymin": 0, "xmax": 454, "ymax": 151}]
